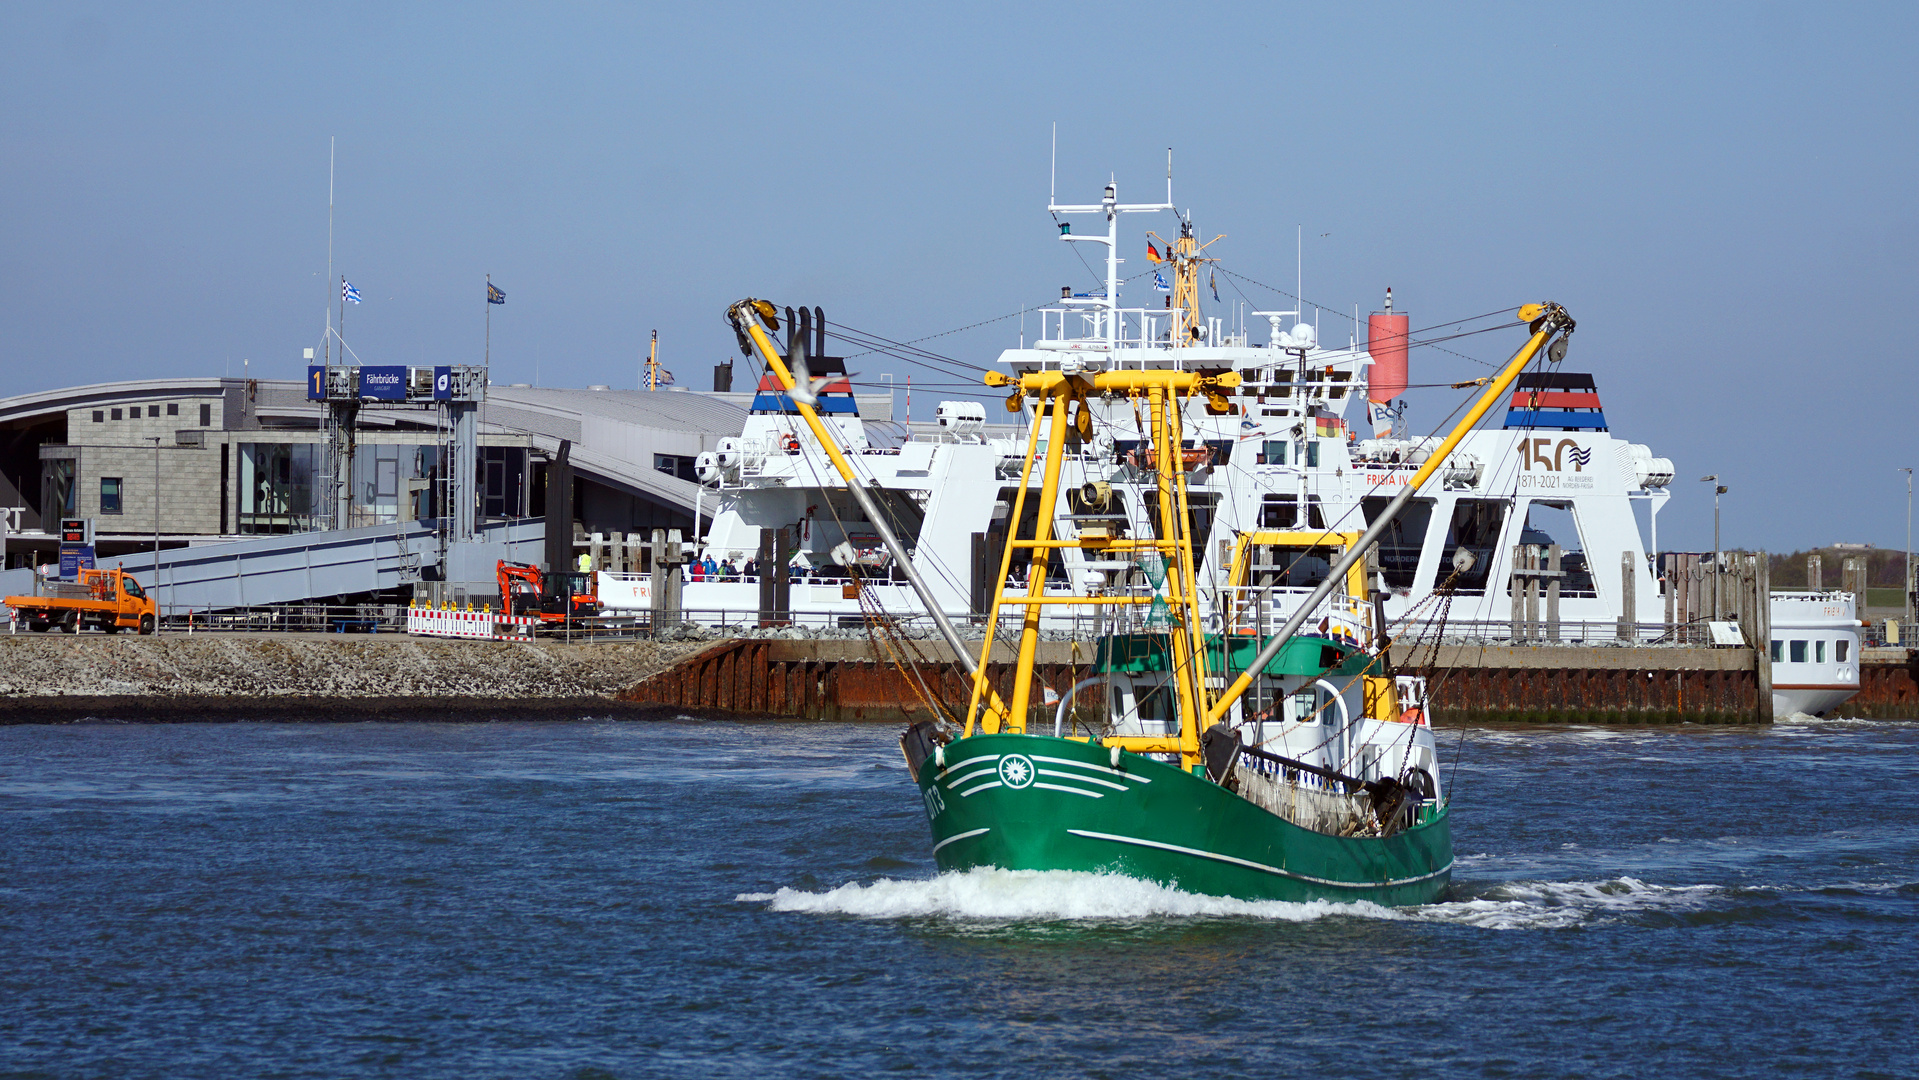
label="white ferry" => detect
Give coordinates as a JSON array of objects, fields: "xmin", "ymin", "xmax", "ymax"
[{"xmin": 686, "ymin": 180, "xmax": 1857, "ymax": 717}]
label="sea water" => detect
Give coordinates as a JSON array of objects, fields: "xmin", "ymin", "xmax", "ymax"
[{"xmin": 0, "ymin": 716, "xmax": 1913, "ymax": 1079}]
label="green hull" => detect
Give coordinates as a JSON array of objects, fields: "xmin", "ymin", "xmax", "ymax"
[{"xmin": 916, "ymin": 733, "xmax": 1453, "ymax": 906}]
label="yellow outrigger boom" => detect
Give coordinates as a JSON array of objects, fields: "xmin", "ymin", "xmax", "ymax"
[{"xmin": 1205, "ymin": 301, "xmax": 1576, "ymax": 722}]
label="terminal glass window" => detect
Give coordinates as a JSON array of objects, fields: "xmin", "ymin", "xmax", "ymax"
[
  {"xmin": 100, "ymin": 477, "xmax": 122, "ymax": 515},
  {"xmin": 41, "ymin": 458, "xmax": 75, "ymax": 518},
  {"xmin": 238, "ymin": 443, "xmax": 319, "ymax": 533},
  {"xmin": 167, "ymin": 403, "xmax": 179, "ymax": 416},
  {"xmin": 199, "ymin": 404, "xmax": 212, "ymax": 427}
]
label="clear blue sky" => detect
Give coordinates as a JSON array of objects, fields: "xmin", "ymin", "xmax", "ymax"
[{"xmin": 2, "ymin": 2, "xmax": 1914, "ymax": 554}]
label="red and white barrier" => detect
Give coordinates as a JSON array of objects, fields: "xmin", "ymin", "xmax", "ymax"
[{"xmin": 406, "ymin": 607, "xmax": 540, "ymax": 641}]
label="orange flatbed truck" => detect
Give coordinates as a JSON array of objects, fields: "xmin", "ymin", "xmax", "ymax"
[{"xmin": 4, "ymin": 566, "xmax": 157, "ymax": 634}]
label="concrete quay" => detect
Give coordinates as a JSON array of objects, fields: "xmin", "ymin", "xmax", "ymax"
[
  {"xmin": 619, "ymin": 638, "xmax": 1917, "ymax": 725},
  {"xmin": 0, "ymin": 633, "xmax": 704, "ymax": 722}
]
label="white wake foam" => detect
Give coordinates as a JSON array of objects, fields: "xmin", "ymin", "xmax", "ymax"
[
  {"xmin": 736, "ymin": 866, "xmax": 1400, "ymax": 923},
  {"xmin": 1410, "ymin": 876, "xmax": 1724, "ymax": 930}
]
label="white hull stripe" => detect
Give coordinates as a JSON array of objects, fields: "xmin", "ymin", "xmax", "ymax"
[
  {"xmin": 1030, "ymin": 755, "xmax": 1152, "ymax": 784},
  {"xmin": 1035, "ymin": 768, "xmax": 1127, "ymax": 791},
  {"xmin": 1033, "ymin": 782, "xmax": 1103, "ymax": 799},
  {"xmin": 1065, "ymin": 829, "xmax": 1456, "ymax": 889},
  {"xmin": 938, "ymin": 755, "xmax": 1000, "ymax": 778},
  {"xmin": 932, "ymin": 827, "xmax": 990, "ymax": 855},
  {"xmin": 958, "ymin": 781, "xmax": 1002, "ymax": 798},
  {"xmin": 944, "ymin": 767, "xmax": 999, "ymax": 789}
]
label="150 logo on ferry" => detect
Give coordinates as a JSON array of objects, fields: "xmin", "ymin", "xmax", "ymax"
[{"xmin": 1517, "ymin": 438, "xmax": 1596, "ymax": 489}]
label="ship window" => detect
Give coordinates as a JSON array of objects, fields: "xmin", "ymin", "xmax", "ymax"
[
  {"xmin": 1362, "ymin": 496, "xmax": 1435, "ymax": 591},
  {"xmin": 1306, "ymin": 441, "xmax": 1320, "ymax": 468},
  {"xmin": 1789, "ymin": 640, "xmax": 1808, "ymax": 663},
  {"xmin": 1770, "ymin": 640, "xmax": 1783, "ymax": 663},
  {"xmin": 1439, "ymin": 499, "xmax": 1508, "ymax": 595},
  {"xmin": 1258, "ymin": 494, "xmax": 1326, "ymax": 530},
  {"xmin": 1140, "ymin": 490, "xmax": 1219, "ymax": 570},
  {"xmin": 1816, "ymin": 640, "xmax": 1826, "ymax": 663},
  {"xmin": 1505, "ymin": 501, "xmax": 1596, "ymax": 598},
  {"xmin": 100, "ymin": 477, "xmax": 123, "ymax": 515},
  {"xmin": 1260, "ymin": 440, "xmax": 1287, "ymax": 466},
  {"xmin": 1837, "ymin": 639, "xmax": 1850, "ymax": 662},
  {"xmin": 1244, "ymin": 543, "xmax": 1339, "ymax": 589}
]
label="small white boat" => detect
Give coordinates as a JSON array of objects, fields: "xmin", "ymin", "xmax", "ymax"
[{"xmin": 1767, "ymin": 591, "xmax": 1863, "ymax": 716}]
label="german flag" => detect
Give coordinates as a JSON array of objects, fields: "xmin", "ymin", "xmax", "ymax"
[{"xmin": 1146, "ymin": 241, "xmax": 1163, "ymax": 264}]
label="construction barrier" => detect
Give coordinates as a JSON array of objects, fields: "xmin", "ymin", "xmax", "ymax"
[{"xmin": 405, "ymin": 607, "xmax": 540, "ymax": 641}]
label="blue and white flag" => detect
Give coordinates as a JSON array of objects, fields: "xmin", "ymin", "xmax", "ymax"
[
  {"xmin": 1152, "ymin": 270, "xmax": 1171, "ymax": 293},
  {"xmin": 342, "ymin": 279, "xmax": 362, "ymax": 305}
]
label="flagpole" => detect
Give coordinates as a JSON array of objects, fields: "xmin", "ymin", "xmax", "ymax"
[
  {"xmin": 325, "ymin": 137, "xmax": 334, "ymax": 368},
  {"xmin": 485, "ymin": 274, "xmax": 492, "ymax": 371}
]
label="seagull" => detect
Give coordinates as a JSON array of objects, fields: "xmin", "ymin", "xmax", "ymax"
[{"xmin": 784, "ymin": 335, "xmax": 854, "ymax": 409}]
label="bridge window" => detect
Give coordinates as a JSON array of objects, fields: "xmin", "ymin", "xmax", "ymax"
[
  {"xmin": 100, "ymin": 477, "xmax": 123, "ymax": 515},
  {"xmin": 1789, "ymin": 640, "xmax": 1808, "ymax": 663},
  {"xmin": 1770, "ymin": 640, "xmax": 1783, "ymax": 663},
  {"xmin": 1439, "ymin": 499, "xmax": 1508, "ymax": 595},
  {"xmin": 1505, "ymin": 500, "xmax": 1596, "ymax": 598},
  {"xmin": 1816, "ymin": 640, "xmax": 1826, "ymax": 663},
  {"xmin": 1837, "ymin": 639, "xmax": 1850, "ymax": 663},
  {"xmin": 1259, "ymin": 494, "xmax": 1325, "ymax": 530},
  {"xmin": 1260, "ymin": 440, "xmax": 1287, "ymax": 466}
]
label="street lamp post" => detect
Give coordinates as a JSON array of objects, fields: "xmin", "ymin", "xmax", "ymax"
[
  {"xmin": 1701, "ymin": 474, "xmax": 1727, "ymax": 618},
  {"xmin": 150, "ymin": 436, "xmax": 161, "ymax": 626},
  {"xmin": 1700, "ymin": 475, "xmax": 1726, "ymax": 556},
  {"xmin": 1903, "ymin": 467, "xmax": 1912, "ymax": 633}
]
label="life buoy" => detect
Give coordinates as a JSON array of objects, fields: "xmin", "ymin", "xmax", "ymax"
[{"xmin": 783, "ymin": 433, "xmax": 800, "ymax": 453}]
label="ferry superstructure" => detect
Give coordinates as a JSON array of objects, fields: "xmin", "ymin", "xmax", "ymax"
[{"xmin": 686, "ymin": 181, "xmax": 1857, "ymax": 717}]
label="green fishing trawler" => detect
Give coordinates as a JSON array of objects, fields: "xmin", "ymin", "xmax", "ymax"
[{"xmin": 724, "ymin": 176, "xmax": 1576, "ymax": 905}]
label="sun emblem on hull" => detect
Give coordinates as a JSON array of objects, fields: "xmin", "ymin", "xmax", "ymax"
[{"xmin": 997, "ymin": 754, "xmax": 1035, "ymax": 789}]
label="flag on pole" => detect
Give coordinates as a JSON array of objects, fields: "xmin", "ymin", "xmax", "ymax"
[
  {"xmin": 487, "ymin": 282, "xmax": 506, "ymax": 305},
  {"xmin": 1210, "ymin": 271, "xmax": 1220, "ymax": 303},
  {"xmin": 1146, "ymin": 241, "xmax": 1163, "ymax": 264},
  {"xmin": 341, "ymin": 279, "xmax": 362, "ymax": 305},
  {"xmin": 1152, "ymin": 270, "xmax": 1170, "ymax": 293}
]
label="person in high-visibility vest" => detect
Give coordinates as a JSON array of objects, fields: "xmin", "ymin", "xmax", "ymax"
[{"xmin": 578, "ymin": 553, "xmax": 592, "ymax": 573}]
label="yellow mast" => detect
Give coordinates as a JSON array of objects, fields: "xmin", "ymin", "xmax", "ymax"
[
  {"xmin": 1149, "ymin": 217, "xmax": 1222, "ymax": 347},
  {"xmin": 968, "ymin": 366, "xmax": 1239, "ymax": 767},
  {"xmin": 645, "ymin": 330, "xmax": 660, "ymax": 390}
]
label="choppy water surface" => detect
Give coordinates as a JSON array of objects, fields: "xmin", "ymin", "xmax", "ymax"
[{"xmin": 2, "ymin": 716, "xmax": 1915, "ymax": 1079}]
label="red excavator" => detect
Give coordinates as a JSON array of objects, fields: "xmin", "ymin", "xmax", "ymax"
[{"xmin": 496, "ymin": 561, "xmax": 599, "ymax": 626}]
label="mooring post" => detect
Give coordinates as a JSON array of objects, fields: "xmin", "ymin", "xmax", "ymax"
[
  {"xmin": 1546, "ymin": 543, "xmax": 1562, "ymax": 640},
  {"xmin": 1510, "ymin": 543, "xmax": 1525, "ymax": 641},
  {"xmin": 1619, "ymin": 551, "xmax": 1636, "ymax": 642},
  {"xmin": 1754, "ymin": 552, "xmax": 1773, "ymax": 722}
]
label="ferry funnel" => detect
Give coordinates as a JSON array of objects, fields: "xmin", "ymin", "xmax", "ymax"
[{"xmin": 1367, "ymin": 290, "xmax": 1410, "ymax": 437}]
